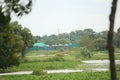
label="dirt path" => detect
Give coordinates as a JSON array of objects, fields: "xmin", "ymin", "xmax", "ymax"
[
  {"xmin": 82, "ymin": 60, "xmax": 120, "ymax": 64},
  {"xmin": 0, "ymin": 71, "xmax": 32, "ymax": 76}
]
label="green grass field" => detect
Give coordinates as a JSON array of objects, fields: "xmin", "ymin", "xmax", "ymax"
[
  {"xmin": 0, "ymin": 49, "xmax": 120, "ymax": 80},
  {"xmin": 26, "ymin": 49, "xmax": 120, "ymax": 60},
  {"xmin": 0, "ymin": 71, "xmax": 120, "ymax": 80}
]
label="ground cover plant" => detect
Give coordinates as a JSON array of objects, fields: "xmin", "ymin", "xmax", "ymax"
[
  {"xmin": 0, "ymin": 61, "xmax": 81, "ymax": 73},
  {"xmin": 0, "ymin": 49, "xmax": 118, "ymax": 72},
  {"xmin": 26, "ymin": 49, "xmax": 120, "ymax": 60},
  {"xmin": 0, "ymin": 71, "xmax": 120, "ymax": 80},
  {"xmin": 0, "ymin": 49, "xmax": 120, "ymax": 80}
]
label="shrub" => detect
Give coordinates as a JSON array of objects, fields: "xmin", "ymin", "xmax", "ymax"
[
  {"xmin": 76, "ymin": 47, "xmax": 92, "ymax": 59},
  {"xmin": 80, "ymin": 47, "xmax": 91, "ymax": 58},
  {"xmin": 56, "ymin": 52, "xmax": 64, "ymax": 57}
]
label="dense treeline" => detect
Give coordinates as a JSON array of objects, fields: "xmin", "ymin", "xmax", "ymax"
[{"xmin": 34, "ymin": 28, "xmax": 120, "ymax": 51}]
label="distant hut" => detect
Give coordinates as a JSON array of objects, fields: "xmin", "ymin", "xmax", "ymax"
[{"xmin": 31, "ymin": 42, "xmax": 50, "ymax": 50}]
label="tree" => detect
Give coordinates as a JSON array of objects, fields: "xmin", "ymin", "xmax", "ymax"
[
  {"xmin": 58, "ymin": 33, "xmax": 70, "ymax": 44},
  {"xmin": 21, "ymin": 27, "xmax": 34, "ymax": 59},
  {"xmin": 114, "ymin": 28, "xmax": 120, "ymax": 48},
  {"xmin": 80, "ymin": 36, "xmax": 94, "ymax": 51},
  {"xmin": 10, "ymin": 21, "xmax": 34, "ymax": 59},
  {"xmin": 83, "ymin": 28, "xmax": 96, "ymax": 39},
  {"xmin": 41, "ymin": 35, "xmax": 59, "ymax": 45},
  {"xmin": 0, "ymin": 0, "xmax": 33, "ymax": 69},
  {"xmin": 0, "ymin": 0, "xmax": 32, "ymax": 16},
  {"xmin": 107, "ymin": 0, "xmax": 118, "ymax": 80},
  {"xmin": 34, "ymin": 36, "xmax": 41, "ymax": 42},
  {"xmin": 94, "ymin": 38, "xmax": 107, "ymax": 51},
  {"xmin": 99, "ymin": 31, "xmax": 108, "ymax": 40},
  {"xmin": 0, "ymin": 23, "xmax": 23, "ymax": 69}
]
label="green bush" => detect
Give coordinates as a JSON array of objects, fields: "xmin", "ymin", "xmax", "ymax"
[
  {"xmin": 76, "ymin": 47, "xmax": 92, "ymax": 59},
  {"xmin": 81, "ymin": 47, "xmax": 92, "ymax": 58}
]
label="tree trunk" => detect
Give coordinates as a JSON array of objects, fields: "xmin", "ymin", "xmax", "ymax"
[
  {"xmin": 21, "ymin": 45, "xmax": 26, "ymax": 60},
  {"xmin": 107, "ymin": 0, "xmax": 118, "ymax": 80}
]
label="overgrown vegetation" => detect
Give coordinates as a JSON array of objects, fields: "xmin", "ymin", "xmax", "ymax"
[
  {"xmin": 0, "ymin": 49, "xmax": 120, "ymax": 79},
  {"xmin": 0, "ymin": 0, "xmax": 33, "ymax": 69}
]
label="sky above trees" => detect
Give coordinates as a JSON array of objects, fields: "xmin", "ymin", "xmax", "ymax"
[{"xmin": 14, "ymin": 0, "xmax": 120, "ymax": 36}]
